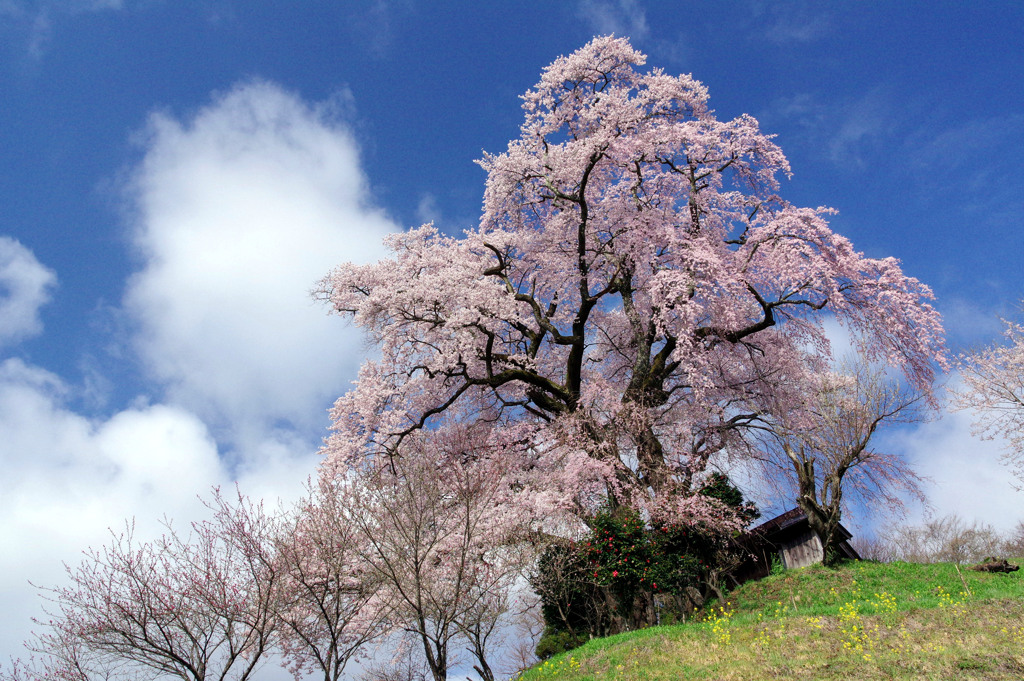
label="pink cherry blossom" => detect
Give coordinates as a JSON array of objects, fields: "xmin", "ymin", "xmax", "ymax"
[{"xmin": 316, "ymin": 36, "xmax": 946, "ymax": 534}]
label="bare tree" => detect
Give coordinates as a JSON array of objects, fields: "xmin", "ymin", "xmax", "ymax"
[
  {"xmin": 756, "ymin": 359, "xmax": 929, "ymax": 565},
  {"xmin": 360, "ymin": 637, "xmax": 429, "ymax": 681},
  {"xmin": 878, "ymin": 515, "xmax": 1004, "ymax": 564},
  {"xmin": 2, "ymin": 626, "xmax": 118, "ymax": 681},
  {"xmin": 505, "ymin": 594, "xmax": 544, "ymax": 677},
  {"xmin": 855, "ymin": 515, "xmax": 1024, "ymax": 564},
  {"xmin": 1001, "ymin": 521, "xmax": 1024, "ymax": 558}
]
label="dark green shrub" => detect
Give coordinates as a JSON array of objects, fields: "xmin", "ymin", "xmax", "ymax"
[
  {"xmin": 534, "ymin": 627, "xmax": 587, "ymax": 660},
  {"xmin": 532, "ymin": 475, "xmax": 759, "ymax": 653}
]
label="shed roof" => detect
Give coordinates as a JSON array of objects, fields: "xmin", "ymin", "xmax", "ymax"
[{"xmin": 748, "ymin": 508, "xmax": 853, "ymax": 542}]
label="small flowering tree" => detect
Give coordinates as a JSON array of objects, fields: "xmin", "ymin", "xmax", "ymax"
[
  {"xmin": 12, "ymin": 490, "xmax": 280, "ymax": 681},
  {"xmin": 317, "ymin": 36, "xmax": 946, "ymax": 532},
  {"xmin": 341, "ymin": 424, "xmax": 536, "ymax": 681},
  {"xmin": 955, "ymin": 305, "xmax": 1024, "ymax": 487},
  {"xmin": 273, "ymin": 480, "xmax": 391, "ymax": 681},
  {"xmin": 2, "ymin": 627, "xmax": 115, "ymax": 681}
]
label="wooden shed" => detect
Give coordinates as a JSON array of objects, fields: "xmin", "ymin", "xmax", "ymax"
[{"xmin": 731, "ymin": 508, "xmax": 861, "ymax": 584}]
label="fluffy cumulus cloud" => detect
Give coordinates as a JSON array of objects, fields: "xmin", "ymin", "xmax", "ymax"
[
  {"xmin": 0, "ymin": 355, "xmax": 322, "ymax": 674},
  {"xmin": 0, "ymin": 357, "xmax": 227, "ymax": 656},
  {"xmin": 889, "ymin": 390, "xmax": 1022, "ymax": 535},
  {"xmin": 0, "ymin": 81, "xmax": 398, "ymax": 666},
  {"xmin": 0, "ymin": 351, "xmax": 326, "ymax": 665},
  {"xmin": 124, "ymin": 79, "xmax": 397, "ymax": 456},
  {"xmin": 0, "ymin": 236, "xmax": 56, "ymax": 347}
]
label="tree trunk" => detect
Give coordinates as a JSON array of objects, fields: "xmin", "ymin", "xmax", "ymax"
[{"xmin": 793, "ymin": 456, "xmax": 845, "ymax": 566}]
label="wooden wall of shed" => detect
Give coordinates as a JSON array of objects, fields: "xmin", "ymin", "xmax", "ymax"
[{"xmin": 780, "ymin": 530, "xmax": 824, "ymax": 569}]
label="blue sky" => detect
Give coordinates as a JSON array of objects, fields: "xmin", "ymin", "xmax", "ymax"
[{"xmin": 1, "ymin": 1, "xmax": 1022, "ymax": 672}]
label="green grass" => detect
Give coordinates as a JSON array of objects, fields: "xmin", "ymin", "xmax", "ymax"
[{"xmin": 517, "ymin": 559, "xmax": 1024, "ymax": 680}]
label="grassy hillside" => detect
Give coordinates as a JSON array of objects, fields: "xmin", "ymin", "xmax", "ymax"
[{"xmin": 517, "ymin": 559, "xmax": 1024, "ymax": 680}]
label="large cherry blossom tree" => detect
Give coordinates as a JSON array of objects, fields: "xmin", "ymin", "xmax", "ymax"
[{"xmin": 317, "ymin": 36, "xmax": 945, "ymax": 524}]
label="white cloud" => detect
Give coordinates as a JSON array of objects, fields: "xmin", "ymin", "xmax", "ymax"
[
  {"xmin": 0, "ymin": 236, "xmax": 56, "ymax": 347},
  {"xmin": 576, "ymin": 0, "xmax": 648, "ymax": 41},
  {"xmin": 888, "ymin": 398, "xmax": 1021, "ymax": 535},
  {"xmin": 763, "ymin": 90, "xmax": 893, "ymax": 170},
  {"xmin": 0, "ymin": 353, "xmax": 325, "ymax": 664},
  {"xmin": 730, "ymin": 392, "xmax": 1022, "ymax": 543},
  {"xmin": 0, "ymin": 0, "xmax": 130, "ymax": 59},
  {"xmin": 0, "ymin": 358, "xmax": 226, "ymax": 658},
  {"xmin": 123, "ymin": 79, "xmax": 397, "ymax": 453},
  {"xmin": 939, "ymin": 296, "xmax": 1013, "ymax": 350},
  {"xmin": 416, "ymin": 192, "xmax": 442, "ymax": 226},
  {"xmin": 810, "ymin": 324, "xmax": 1023, "ymax": 532},
  {"xmin": 756, "ymin": 5, "xmax": 832, "ymax": 44},
  {"xmin": 827, "ymin": 92, "xmax": 892, "ymax": 166},
  {"xmin": 729, "ymin": 318, "xmax": 1021, "ymax": 538},
  {"xmin": 904, "ymin": 114, "xmax": 1024, "ymax": 232},
  {"xmin": 0, "ymin": 353, "xmax": 323, "ymax": 667},
  {"xmin": 0, "ymin": 1, "xmax": 130, "ymax": 17},
  {"xmin": 0, "ymin": 81, "xmax": 395, "ymax": 671}
]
